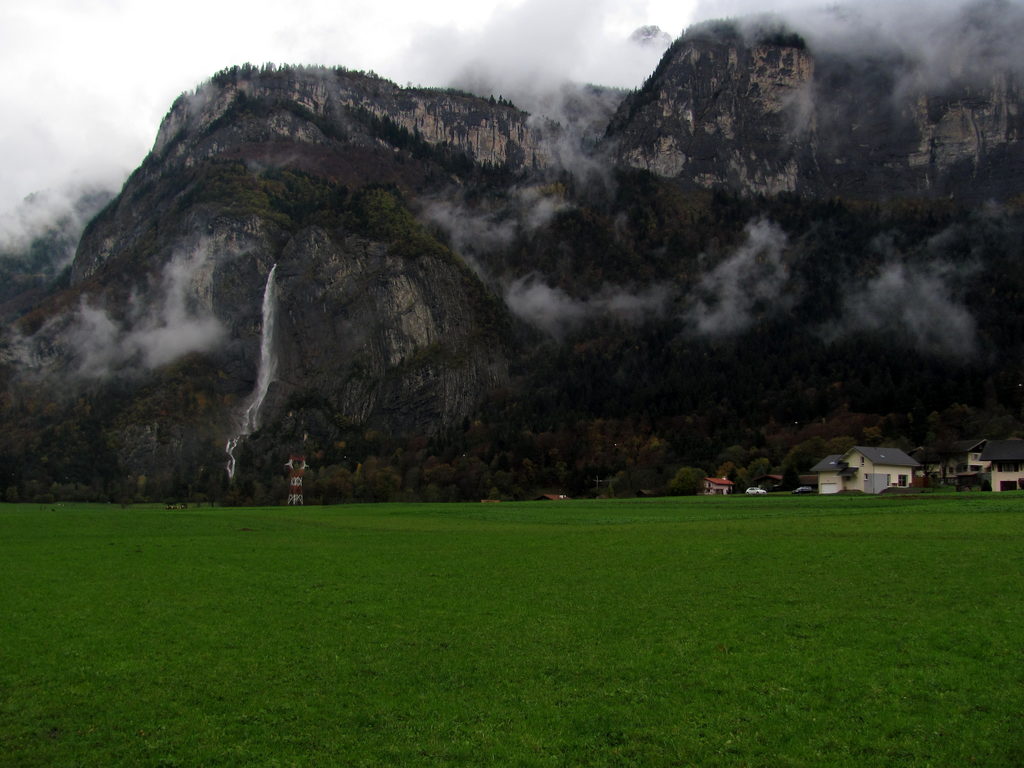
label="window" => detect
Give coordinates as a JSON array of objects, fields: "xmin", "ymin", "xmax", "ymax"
[{"xmin": 898, "ymin": 474, "xmax": 908, "ymax": 487}]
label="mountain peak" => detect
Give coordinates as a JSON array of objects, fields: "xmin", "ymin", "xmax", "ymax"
[{"xmin": 629, "ymin": 25, "xmax": 673, "ymax": 49}]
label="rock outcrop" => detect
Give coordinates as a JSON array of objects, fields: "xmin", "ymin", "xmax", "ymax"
[
  {"xmin": 272, "ymin": 226, "xmax": 508, "ymax": 436},
  {"xmin": 29, "ymin": 66, "xmax": 520, "ymax": 476},
  {"xmin": 609, "ymin": 23, "xmax": 1024, "ymax": 200},
  {"xmin": 153, "ymin": 66, "xmax": 548, "ymax": 179},
  {"xmin": 72, "ymin": 65, "xmax": 550, "ymax": 285}
]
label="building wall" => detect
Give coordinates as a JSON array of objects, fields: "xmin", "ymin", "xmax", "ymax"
[
  {"xmin": 990, "ymin": 461, "xmax": 1024, "ymax": 492},
  {"xmin": 942, "ymin": 452, "xmax": 989, "ymax": 480},
  {"xmin": 817, "ymin": 470, "xmax": 843, "ymax": 494},
  {"xmin": 842, "ymin": 451, "xmax": 915, "ymax": 494},
  {"xmin": 703, "ymin": 481, "xmax": 732, "ymax": 495},
  {"xmin": 859, "ymin": 463, "xmax": 914, "ymax": 493}
]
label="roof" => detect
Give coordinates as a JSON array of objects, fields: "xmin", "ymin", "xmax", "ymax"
[
  {"xmin": 980, "ymin": 439, "xmax": 1024, "ymax": 461},
  {"xmin": 950, "ymin": 439, "xmax": 987, "ymax": 454},
  {"xmin": 911, "ymin": 446, "xmax": 942, "ymax": 463},
  {"xmin": 810, "ymin": 455, "xmax": 844, "ymax": 473},
  {"xmin": 847, "ymin": 446, "xmax": 920, "ymax": 467},
  {"xmin": 705, "ymin": 477, "xmax": 734, "ymax": 486}
]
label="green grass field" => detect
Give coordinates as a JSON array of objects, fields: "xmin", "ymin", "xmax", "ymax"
[{"xmin": 1, "ymin": 494, "xmax": 1022, "ymax": 767}]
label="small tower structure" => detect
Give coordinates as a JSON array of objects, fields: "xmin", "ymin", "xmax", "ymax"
[{"xmin": 285, "ymin": 455, "xmax": 306, "ymax": 505}]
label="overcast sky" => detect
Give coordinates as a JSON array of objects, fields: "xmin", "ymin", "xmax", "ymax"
[
  {"xmin": 0, "ymin": 0, "xmax": 1006, "ymax": 235},
  {"xmin": 0, "ymin": 0, "xmax": 697, "ymax": 226}
]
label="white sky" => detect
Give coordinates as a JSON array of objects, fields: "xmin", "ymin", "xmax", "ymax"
[{"xmin": 0, "ymin": 0, "xmax": 699, "ymax": 226}]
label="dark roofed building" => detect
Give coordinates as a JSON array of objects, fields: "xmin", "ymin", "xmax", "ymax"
[
  {"xmin": 752, "ymin": 473, "xmax": 783, "ymax": 490},
  {"xmin": 938, "ymin": 439, "xmax": 989, "ymax": 485},
  {"xmin": 809, "ymin": 455, "xmax": 844, "ymax": 473},
  {"xmin": 812, "ymin": 446, "xmax": 920, "ymax": 494},
  {"xmin": 980, "ymin": 439, "xmax": 1024, "ymax": 492}
]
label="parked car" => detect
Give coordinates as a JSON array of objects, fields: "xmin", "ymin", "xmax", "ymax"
[
  {"xmin": 791, "ymin": 486, "xmax": 814, "ymax": 494},
  {"xmin": 745, "ymin": 487, "xmax": 768, "ymax": 495}
]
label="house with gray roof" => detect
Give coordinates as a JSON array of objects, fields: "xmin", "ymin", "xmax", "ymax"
[
  {"xmin": 811, "ymin": 446, "xmax": 920, "ymax": 494},
  {"xmin": 979, "ymin": 439, "xmax": 1024, "ymax": 491},
  {"xmin": 938, "ymin": 439, "xmax": 989, "ymax": 486}
]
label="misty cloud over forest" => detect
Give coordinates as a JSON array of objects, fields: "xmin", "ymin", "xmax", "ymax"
[
  {"xmin": 0, "ymin": 186, "xmax": 112, "ymax": 263},
  {"xmin": 823, "ymin": 233, "xmax": 980, "ymax": 359},
  {"xmin": 686, "ymin": 219, "xmax": 792, "ymax": 336},
  {"xmin": 505, "ymin": 277, "xmax": 672, "ymax": 339},
  {"xmin": 836, "ymin": 263, "xmax": 977, "ymax": 359},
  {"xmin": 65, "ymin": 243, "xmax": 225, "ymax": 378}
]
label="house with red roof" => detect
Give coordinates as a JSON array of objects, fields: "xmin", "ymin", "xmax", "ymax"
[{"xmin": 703, "ymin": 477, "xmax": 734, "ymax": 495}]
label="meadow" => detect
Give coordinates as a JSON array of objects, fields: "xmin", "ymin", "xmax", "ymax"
[{"xmin": 1, "ymin": 493, "xmax": 1021, "ymax": 767}]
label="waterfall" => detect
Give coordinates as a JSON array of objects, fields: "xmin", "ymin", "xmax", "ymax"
[{"xmin": 226, "ymin": 264, "xmax": 279, "ymax": 478}]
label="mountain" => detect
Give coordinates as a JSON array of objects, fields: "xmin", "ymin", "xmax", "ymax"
[
  {"xmin": 608, "ymin": 17, "xmax": 1024, "ymax": 200},
  {"xmin": 3, "ymin": 7, "xmax": 1024, "ymax": 504}
]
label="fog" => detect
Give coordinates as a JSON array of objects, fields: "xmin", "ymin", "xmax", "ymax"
[
  {"xmin": 703, "ymin": 0, "xmax": 1024, "ymax": 92},
  {"xmin": 823, "ymin": 232, "xmax": 979, "ymax": 359},
  {"xmin": 687, "ymin": 219, "xmax": 792, "ymax": 336},
  {"xmin": 505, "ymin": 276, "xmax": 672, "ymax": 339},
  {"xmin": 0, "ymin": 186, "xmax": 112, "ymax": 265},
  {"xmin": 66, "ymin": 242, "xmax": 225, "ymax": 378}
]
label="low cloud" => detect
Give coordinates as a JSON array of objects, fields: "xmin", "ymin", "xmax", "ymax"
[
  {"xmin": 420, "ymin": 185, "xmax": 571, "ymax": 280},
  {"xmin": 0, "ymin": 184, "xmax": 112, "ymax": 263},
  {"xmin": 833, "ymin": 257, "xmax": 977, "ymax": 359},
  {"xmin": 396, "ymin": 0, "xmax": 673, "ymax": 98},
  {"xmin": 394, "ymin": 0, "xmax": 672, "ymax": 183},
  {"xmin": 65, "ymin": 241, "xmax": 225, "ymax": 377},
  {"xmin": 420, "ymin": 200, "xmax": 518, "ymax": 270},
  {"xmin": 505, "ymin": 275, "xmax": 671, "ymax": 339},
  {"xmin": 697, "ymin": 1, "xmax": 1024, "ymax": 96},
  {"xmin": 686, "ymin": 218, "xmax": 792, "ymax": 335},
  {"xmin": 423, "ymin": 185, "xmax": 671, "ymax": 340}
]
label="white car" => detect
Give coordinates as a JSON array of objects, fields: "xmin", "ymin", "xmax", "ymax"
[{"xmin": 745, "ymin": 487, "xmax": 768, "ymax": 495}]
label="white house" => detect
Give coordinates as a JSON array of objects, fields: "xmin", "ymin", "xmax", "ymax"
[
  {"xmin": 939, "ymin": 439, "xmax": 989, "ymax": 486},
  {"xmin": 703, "ymin": 477, "xmax": 734, "ymax": 495},
  {"xmin": 979, "ymin": 439, "xmax": 1024, "ymax": 491},
  {"xmin": 811, "ymin": 446, "xmax": 920, "ymax": 494}
]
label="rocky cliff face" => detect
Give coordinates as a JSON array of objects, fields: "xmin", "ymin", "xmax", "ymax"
[
  {"xmin": 611, "ymin": 35, "xmax": 815, "ymax": 196},
  {"xmin": 19, "ymin": 66, "xmax": 521, "ymax": 477},
  {"xmin": 72, "ymin": 65, "xmax": 550, "ymax": 285},
  {"xmin": 609, "ymin": 24, "xmax": 1024, "ymax": 200},
  {"xmin": 153, "ymin": 66, "xmax": 548, "ymax": 181},
  {"xmin": 271, "ymin": 223, "xmax": 508, "ymax": 438}
]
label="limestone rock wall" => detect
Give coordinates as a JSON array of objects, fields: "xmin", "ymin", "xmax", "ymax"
[
  {"xmin": 610, "ymin": 34, "xmax": 1024, "ymax": 201},
  {"xmin": 153, "ymin": 68, "xmax": 548, "ymax": 172}
]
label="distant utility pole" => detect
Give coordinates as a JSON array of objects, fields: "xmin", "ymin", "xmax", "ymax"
[
  {"xmin": 593, "ymin": 476, "xmax": 614, "ymax": 496},
  {"xmin": 285, "ymin": 455, "xmax": 306, "ymax": 505}
]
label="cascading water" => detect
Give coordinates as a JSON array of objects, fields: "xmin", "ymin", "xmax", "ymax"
[{"xmin": 226, "ymin": 264, "xmax": 279, "ymax": 478}]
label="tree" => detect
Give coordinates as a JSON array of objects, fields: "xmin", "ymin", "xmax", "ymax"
[
  {"xmin": 781, "ymin": 465, "xmax": 801, "ymax": 491},
  {"xmin": 669, "ymin": 466, "xmax": 706, "ymax": 496}
]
